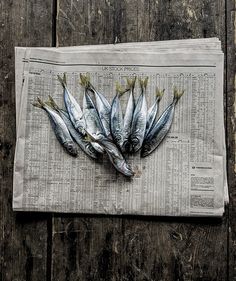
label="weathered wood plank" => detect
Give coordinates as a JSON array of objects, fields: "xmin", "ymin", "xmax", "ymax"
[
  {"xmin": 227, "ymin": 0, "xmax": 236, "ymax": 279},
  {"xmin": 121, "ymin": 1, "xmax": 228, "ymax": 280},
  {"xmin": 54, "ymin": 0, "xmax": 228, "ymax": 280},
  {"xmin": 0, "ymin": 0, "xmax": 53, "ymax": 280}
]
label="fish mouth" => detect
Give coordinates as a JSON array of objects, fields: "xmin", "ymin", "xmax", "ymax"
[
  {"xmin": 140, "ymin": 148, "xmax": 150, "ymax": 158},
  {"xmin": 66, "ymin": 141, "xmax": 78, "ymax": 156},
  {"xmin": 68, "ymin": 149, "xmax": 78, "ymax": 157}
]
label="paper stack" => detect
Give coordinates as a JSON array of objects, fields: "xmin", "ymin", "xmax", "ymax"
[{"xmin": 13, "ymin": 38, "xmax": 227, "ymax": 216}]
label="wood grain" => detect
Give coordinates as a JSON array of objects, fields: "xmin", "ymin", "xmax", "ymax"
[
  {"xmin": 227, "ymin": 0, "xmax": 236, "ymax": 279},
  {"xmin": 0, "ymin": 0, "xmax": 52, "ymax": 280},
  {"xmin": 54, "ymin": 0, "xmax": 229, "ymax": 280}
]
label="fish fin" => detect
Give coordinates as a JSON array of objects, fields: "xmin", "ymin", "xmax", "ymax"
[
  {"xmin": 57, "ymin": 73, "xmax": 67, "ymax": 88},
  {"xmin": 32, "ymin": 97, "xmax": 45, "ymax": 108},
  {"xmin": 84, "ymin": 129, "xmax": 97, "ymax": 143},
  {"xmin": 126, "ymin": 76, "xmax": 136, "ymax": 91},
  {"xmin": 173, "ymin": 86, "xmax": 184, "ymax": 101},
  {"xmin": 156, "ymin": 88, "xmax": 165, "ymax": 100}
]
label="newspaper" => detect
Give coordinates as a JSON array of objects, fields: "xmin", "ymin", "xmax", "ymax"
[{"xmin": 13, "ymin": 38, "xmax": 228, "ymax": 216}]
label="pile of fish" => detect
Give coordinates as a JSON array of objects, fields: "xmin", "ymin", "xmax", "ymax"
[{"xmin": 33, "ymin": 73, "xmax": 184, "ymax": 177}]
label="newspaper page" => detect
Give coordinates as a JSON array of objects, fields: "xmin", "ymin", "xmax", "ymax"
[
  {"xmin": 14, "ymin": 40, "xmax": 228, "ymax": 204},
  {"xmin": 13, "ymin": 41, "xmax": 225, "ymax": 216}
]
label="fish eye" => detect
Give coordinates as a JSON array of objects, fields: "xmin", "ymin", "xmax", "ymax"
[{"xmin": 132, "ymin": 137, "xmax": 139, "ymax": 147}]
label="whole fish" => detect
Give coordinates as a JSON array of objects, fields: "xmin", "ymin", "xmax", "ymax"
[
  {"xmin": 145, "ymin": 88, "xmax": 165, "ymax": 137},
  {"xmin": 46, "ymin": 96, "xmax": 99, "ymax": 159},
  {"xmin": 58, "ymin": 73, "xmax": 85, "ymax": 134},
  {"xmin": 82, "ymin": 88, "xmax": 105, "ymax": 154},
  {"xmin": 122, "ymin": 77, "xmax": 136, "ymax": 153},
  {"xmin": 85, "ymin": 131, "xmax": 134, "ymax": 177},
  {"xmin": 110, "ymin": 83, "xmax": 127, "ymax": 150},
  {"xmin": 130, "ymin": 77, "xmax": 148, "ymax": 153},
  {"xmin": 32, "ymin": 97, "xmax": 78, "ymax": 156},
  {"xmin": 141, "ymin": 87, "xmax": 184, "ymax": 157},
  {"xmin": 80, "ymin": 73, "xmax": 111, "ymax": 138}
]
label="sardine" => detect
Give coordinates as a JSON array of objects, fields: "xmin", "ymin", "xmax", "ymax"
[
  {"xmin": 122, "ymin": 77, "xmax": 136, "ymax": 153},
  {"xmin": 141, "ymin": 87, "xmax": 184, "ymax": 157},
  {"xmin": 58, "ymin": 73, "xmax": 85, "ymax": 134},
  {"xmin": 145, "ymin": 88, "xmax": 165, "ymax": 137},
  {"xmin": 130, "ymin": 77, "xmax": 148, "ymax": 153},
  {"xmin": 85, "ymin": 131, "xmax": 134, "ymax": 177},
  {"xmin": 110, "ymin": 83, "xmax": 127, "ymax": 150},
  {"xmin": 46, "ymin": 96, "xmax": 99, "ymax": 159},
  {"xmin": 80, "ymin": 74, "xmax": 111, "ymax": 138},
  {"xmin": 32, "ymin": 97, "xmax": 78, "ymax": 156},
  {"xmin": 80, "ymin": 77, "xmax": 106, "ymax": 154}
]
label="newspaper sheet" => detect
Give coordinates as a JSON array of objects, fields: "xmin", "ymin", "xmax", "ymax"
[{"xmin": 13, "ymin": 39, "xmax": 227, "ymax": 216}]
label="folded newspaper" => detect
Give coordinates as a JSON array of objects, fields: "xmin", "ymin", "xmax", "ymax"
[{"xmin": 13, "ymin": 38, "xmax": 228, "ymax": 216}]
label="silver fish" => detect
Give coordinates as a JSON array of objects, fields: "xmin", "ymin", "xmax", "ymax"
[
  {"xmin": 82, "ymin": 89, "xmax": 105, "ymax": 154},
  {"xmin": 86, "ymin": 131, "xmax": 134, "ymax": 177},
  {"xmin": 58, "ymin": 73, "xmax": 85, "ymax": 134},
  {"xmin": 33, "ymin": 97, "xmax": 78, "ymax": 156},
  {"xmin": 130, "ymin": 77, "xmax": 148, "ymax": 153},
  {"xmin": 145, "ymin": 88, "xmax": 165, "ymax": 137},
  {"xmin": 46, "ymin": 96, "xmax": 99, "ymax": 159},
  {"xmin": 110, "ymin": 83, "xmax": 127, "ymax": 150},
  {"xmin": 141, "ymin": 88, "xmax": 184, "ymax": 157},
  {"xmin": 80, "ymin": 74, "xmax": 111, "ymax": 138},
  {"xmin": 122, "ymin": 77, "xmax": 136, "ymax": 153}
]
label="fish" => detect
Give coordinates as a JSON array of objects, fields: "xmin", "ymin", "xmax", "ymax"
[
  {"xmin": 85, "ymin": 131, "xmax": 134, "ymax": 177},
  {"xmin": 141, "ymin": 87, "xmax": 184, "ymax": 157},
  {"xmin": 130, "ymin": 77, "xmax": 148, "ymax": 153},
  {"xmin": 57, "ymin": 73, "xmax": 85, "ymax": 134},
  {"xmin": 145, "ymin": 88, "xmax": 165, "ymax": 137},
  {"xmin": 80, "ymin": 77, "xmax": 105, "ymax": 154},
  {"xmin": 110, "ymin": 82, "xmax": 128, "ymax": 150},
  {"xmin": 46, "ymin": 96, "xmax": 99, "ymax": 159},
  {"xmin": 80, "ymin": 73, "xmax": 111, "ymax": 138},
  {"xmin": 122, "ymin": 77, "xmax": 136, "ymax": 153},
  {"xmin": 32, "ymin": 97, "xmax": 78, "ymax": 156}
]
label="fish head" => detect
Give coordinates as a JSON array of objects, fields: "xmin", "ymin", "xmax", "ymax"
[
  {"xmin": 64, "ymin": 141, "xmax": 78, "ymax": 156},
  {"xmin": 114, "ymin": 158, "xmax": 134, "ymax": 177},
  {"xmin": 122, "ymin": 141, "xmax": 130, "ymax": 153},
  {"xmin": 140, "ymin": 143, "xmax": 152, "ymax": 157},
  {"xmin": 130, "ymin": 137, "xmax": 141, "ymax": 153}
]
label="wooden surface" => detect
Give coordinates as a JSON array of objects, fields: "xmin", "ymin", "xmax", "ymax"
[{"xmin": 0, "ymin": 0, "xmax": 235, "ymax": 280}]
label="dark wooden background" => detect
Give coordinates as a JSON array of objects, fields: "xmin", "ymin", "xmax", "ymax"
[{"xmin": 0, "ymin": 0, "xmax": 235, "ymax": 280}]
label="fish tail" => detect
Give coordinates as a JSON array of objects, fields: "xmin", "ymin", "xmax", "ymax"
[
  {"xmin": 46, "ymin": 95, "xmax": 60, "ymax": 111},
  {"xmin": 115, "ymin": 82, "xmax": 127, "ymax": 96},
  {"xmin": 143, "ymin": 77, "xmax": 149, "ymax": 88},
  {"xmin": 57, "ymin": 73, "xmax": 67, "ymax": 88},
  {"xmin": 139, "ymin": 77, "xmax": 149, "ymax": 92},
  {"xmin": 79, "ymin": 73, "xmax": 88, "ymax": 87},
  {"xmin": 156, "ymin": 88, "xmax": 165, "ymax": 101},
  {"xmin": 80, "ymin": 73, "xmax": 94, "ymax": 91},
  {"xmin": 32, "ymin": 97, "xmax": 45, "ymax": 108},
  {"xmin": 173, "ymin": 86, "xmax": 184, "ymax": 102},
  {"xmin": 126, "ymin": 76, "xmax": 136, "ymax": 91}
]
